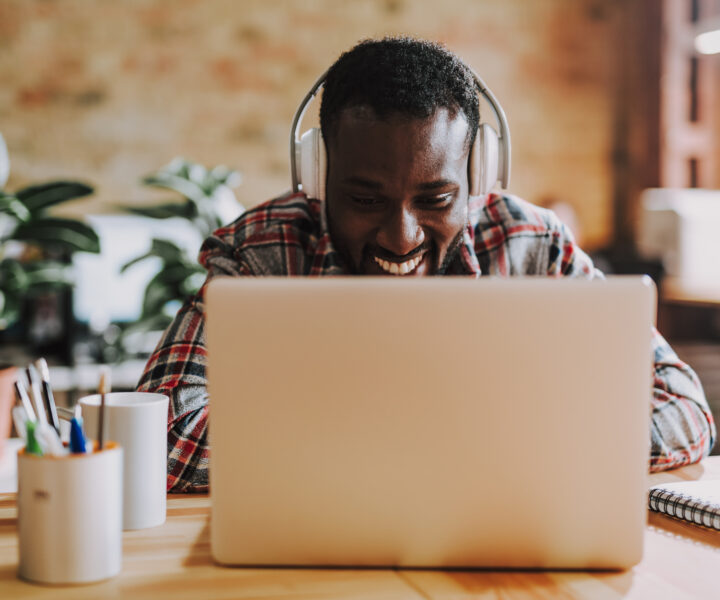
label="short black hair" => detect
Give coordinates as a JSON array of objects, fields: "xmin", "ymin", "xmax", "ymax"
[{"xmin": 320, "ymin": 37, "xmax": 479, "ymax": 148}]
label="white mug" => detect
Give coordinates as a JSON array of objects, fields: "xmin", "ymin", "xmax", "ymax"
[
  {"xmin": 81, "ymin": 392, "xmax": 169, "ymax": 530},
  {"xmin": 18, "ymin": 442, "xmax": 123, "ymax": 584}
]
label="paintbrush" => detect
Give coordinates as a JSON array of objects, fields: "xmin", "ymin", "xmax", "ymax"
[{"xmin": 97, "ymin": 366, "xmax": 111, "ymax": 450}]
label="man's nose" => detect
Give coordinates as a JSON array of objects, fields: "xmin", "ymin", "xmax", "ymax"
[{"xmin": 376, "ymin": 207, "xmax": 424, "ymax": 257}]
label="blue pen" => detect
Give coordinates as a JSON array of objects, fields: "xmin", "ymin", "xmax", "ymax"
[{"xmin": 69, "ymin": 415, "xmax": 88, "ymax": 454}]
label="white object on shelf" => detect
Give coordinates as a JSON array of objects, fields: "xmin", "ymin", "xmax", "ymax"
[{"xmin": 637, "ymin": 188, "xmax": 720, "ymax": 300}]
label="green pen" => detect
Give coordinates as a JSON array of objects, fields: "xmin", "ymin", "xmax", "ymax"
[{"xmin": 25, "ymin": 420, "xmax": 43, "ymax": 456}]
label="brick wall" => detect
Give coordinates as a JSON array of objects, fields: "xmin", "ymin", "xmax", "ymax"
[{"xmin": 0, "ymin": 0, "xmax": 631, "ymax": 250}]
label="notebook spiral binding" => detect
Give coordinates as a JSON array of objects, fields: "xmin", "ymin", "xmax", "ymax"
[{"xmin": 648, "ymin": 488, "xmax": 720, "ymax": 531}]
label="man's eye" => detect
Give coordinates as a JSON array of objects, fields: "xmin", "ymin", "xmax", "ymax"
[
  {"xmin": 419, "ymin": 194, "xmax": 453, "ymax": 207},
  {"xmin": 350, "ymin": 195, "xmax": 381, "ymax": 206}
]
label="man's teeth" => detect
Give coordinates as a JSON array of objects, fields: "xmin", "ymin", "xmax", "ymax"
[{"xmin": 373, "ymin": 254, "xmax": 423, "ymax": 275}]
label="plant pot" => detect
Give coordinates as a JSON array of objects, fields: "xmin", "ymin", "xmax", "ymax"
[{"xmin": 0, "ymin": 365, "xmax": 17, "ymax": 459}]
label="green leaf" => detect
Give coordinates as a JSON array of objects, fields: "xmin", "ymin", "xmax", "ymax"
[
  {"xmin": 164, "ymin": 157, "xmax": 193, "ymax": 179},
  {"xmin": 119, "ymin": 238, "xmax": 188, "ymax": 273},
  {"xmin": 181, "ymin": 271, "xmax": 206, "ymax": 296},
  {"xmin": 0, "ymin": 193, "xmax": 30, "ymax": 222},
  {"xmin": 149, "ymin": 238, "xmax": 186, "ymax": 262},
  {"xmin": 13, "ymin": 217, "xmax": 100, "ymax": 254},
  {"xmin": 191, "ymin": 196, "xmax": 223, "ymax": 238},
  {"xmin": 121, "ymin": 202, "xmax": 194, "ymax": 220},
  {"xmin": 23, "ymin": 261, "xmax": 75, "ymax": 288},
  {"xmin": 142, "ymin": 173, "xmax": 209, "ymax": 204},
  {"xmin": 141, "ymin": 277, "xmax": 177, "ymax": 317},
  {"xmin": 0, "ymin": 258, "xmax": 30, "ymax": 293},
  {"xmin": 119, "ymin": 251, "xmax": 154, "ymax": 273},
  {"xmin": 15, "ymin": 181, "xmax": 94, "ymax": 214},
  {"xmin": 151, "ymin": 263, "xmax": 204, "ymax": 286},
  {"xmin": 188, "ymin": 164, "xmax": 208, "ymax": 186},
  {"xmin": 210, "ymin": 165, "xmax": 241, "ymax": 186},
  {"xmin": 0, "ymin": 290, "xmax": 21, "ymax": 330}
]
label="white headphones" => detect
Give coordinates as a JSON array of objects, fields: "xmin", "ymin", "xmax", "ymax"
[{"xmin": 290, "ymin": 67, "xmax": 511, "ymax": 200}]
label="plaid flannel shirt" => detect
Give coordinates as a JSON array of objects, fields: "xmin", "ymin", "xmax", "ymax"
[{"xmin": 138, "ymin": 191, "xmax": 716, "ymax": 492}]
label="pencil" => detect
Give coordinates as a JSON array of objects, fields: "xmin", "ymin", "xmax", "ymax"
[{"xmin": 97, "ymin": 366, "xmax": 111, "ymax": 450}]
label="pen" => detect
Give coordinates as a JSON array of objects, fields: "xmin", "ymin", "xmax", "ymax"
[
  {"xmin": 12, "ymin": 406, "xmax": 28, "ymax": 443},
  {"xmin": 35, "ymin": 421, "xmax": 67, "ymax": 456},
  {"xmin": 14, "ymin": 378, "xmax": 36, "ymax": 422},
  {"xmin": 97, "ymin": 366, "xmax": 111, "ymax": 451},
  {"xmin": 25, "ymin": 366, "xmax": 47, "ymax": 425},
  {"xmin": 69, "ymin": 405, "xmax": 88, "ymax": 454},
  {"xmin": 34, "ymin": 358, "xmax": 60, "ymax": 435}
]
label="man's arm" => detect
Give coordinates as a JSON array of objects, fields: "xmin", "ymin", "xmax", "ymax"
[
  {"xmin": 649, "ymin": 329, "xmax": 716, "ymax": 471},
  {"xmin": 548, "ymin": 217, "xmax": 716, "ymax": 470},
  {"xmin": 137, "ymin": 293, "xmax": 211, "ymax": 492},
  {"xmin": 137, "ymin": 226, "xmax": 253, "ymax": 492}
]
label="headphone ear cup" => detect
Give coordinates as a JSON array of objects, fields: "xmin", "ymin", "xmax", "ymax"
[
  {"xmin": 468, "ymin": 129, "xmax": 481, "ymax": 196},
  {"xmin": 475, "ymin": 123, "xmax": 500, "ymax": 197},
  {"xmin": 299, "ymin": 128, "xmax": 327, "ymax": 201}
]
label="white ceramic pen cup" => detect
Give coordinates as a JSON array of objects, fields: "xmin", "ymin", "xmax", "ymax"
[
  {"xmin": 80, "ymin": 392, "xmax": 168, "ymax": 530},
  {"xmin": 17, "ymin": 442, "xmax": 123, "ymax": 584}
]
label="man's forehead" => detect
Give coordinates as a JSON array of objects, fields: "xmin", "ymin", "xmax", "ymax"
[
  {"xmin": 333, "ymin": 104, "xmax": 468, "ymax": 129},
  {"xmin": 329, "ymin": 106, "xmax": 471, "ymax": 154}
]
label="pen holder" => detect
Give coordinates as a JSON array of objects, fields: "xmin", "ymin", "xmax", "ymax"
[{"xmin": 17, "ymin": 442, "xmax": 123, "ymax": 584}]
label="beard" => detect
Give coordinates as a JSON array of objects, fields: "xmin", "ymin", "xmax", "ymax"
[{"xmin": 433, "ymin": 229, "xmax": 466, "ymax": 275}]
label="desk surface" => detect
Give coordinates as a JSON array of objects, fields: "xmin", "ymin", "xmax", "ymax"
[{"xmin": 2, "ymin": 461, "xmax": 720, "ymax": 599}]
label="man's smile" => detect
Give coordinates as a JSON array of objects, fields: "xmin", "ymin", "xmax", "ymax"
[{"xmin": 372, "ymin": 252, "xmax": 425, "ymax": 275}]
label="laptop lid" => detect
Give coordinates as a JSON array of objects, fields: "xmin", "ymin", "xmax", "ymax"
[{"xmin": 207, "ymin": 276, "xmax": 653, "ymax": 568}]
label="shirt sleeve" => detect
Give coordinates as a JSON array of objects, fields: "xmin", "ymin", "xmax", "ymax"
[
  {"xmin": 649, "ymin": 328, "xmax": 716, "ymax": 471},
  {"xmin": 137, "ymin": 232, "xmax": 252, "ymax": 493},
  {"xmin": 545, "ymin": 216, "xmax": 716, "ymax": 470}
]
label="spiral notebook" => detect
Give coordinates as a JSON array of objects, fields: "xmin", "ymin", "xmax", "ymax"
[{"xmin": 649, "ymin": 481, "xmax": 720, "ymax": 530}]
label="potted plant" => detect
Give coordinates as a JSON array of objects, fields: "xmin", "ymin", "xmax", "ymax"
[
  {"xmin": 0, "ymin": 132, "xmax": 100, "ymax": 357},
  {"xmin": 119, "ymin": 158, "xmax": 243, "ymax": 338}
]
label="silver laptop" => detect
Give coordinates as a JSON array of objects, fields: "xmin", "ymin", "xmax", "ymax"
[{"xmin": 206, "ymin": 276, "xmax": 653, "ymax": 569}]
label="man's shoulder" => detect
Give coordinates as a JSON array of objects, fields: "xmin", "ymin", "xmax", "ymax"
[
  {"xmin": 213, "ymin": 191, "xmax": 322, "ymax": 245},
  {"xmin": 468, "ymin": 193, "xmax": 584, "ymax": 275},
  {"xmin": 471, "ymin": 193, "xmax": 561, "ymax": 234}
]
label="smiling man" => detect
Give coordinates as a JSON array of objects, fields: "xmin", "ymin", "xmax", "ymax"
[
  {"xmin": 325, "ymin": 106, "xmax": 470, "ymax": 277},
  {"xmin": 138, "ymin": 37, "xmax": 715, "ymax": 492}
]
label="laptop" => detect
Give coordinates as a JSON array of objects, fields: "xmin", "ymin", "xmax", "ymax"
[{"xmin": 206, "ymin": 276, "xmax": 654, "ymax": 569}]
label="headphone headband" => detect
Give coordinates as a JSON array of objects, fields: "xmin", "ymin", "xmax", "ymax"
[
  {"xmin": 290, "ymin": 67, "xmax": 511, "ymax": 195},
  {"xmin": 290, "ymin": 70, "xmax": 328, "ymax": 193}
]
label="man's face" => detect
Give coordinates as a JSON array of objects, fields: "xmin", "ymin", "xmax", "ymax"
[{"xmin": 325, "ymin": 106, "xmax": 471, "ymax": 276}]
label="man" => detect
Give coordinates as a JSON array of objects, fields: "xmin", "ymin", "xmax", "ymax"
[{"xmin": 138, "ymin": 37, "xmax": 715, "ymax": 492}]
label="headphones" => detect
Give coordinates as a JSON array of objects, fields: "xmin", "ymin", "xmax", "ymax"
[{"xmin": 290, "ymin": 67, "xmax": 511, "ymax": 201}]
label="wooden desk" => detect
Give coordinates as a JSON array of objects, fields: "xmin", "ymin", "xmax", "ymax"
[{"xmin": 2, "ymin": 461, "xmax": 720, "ymax": 599}]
